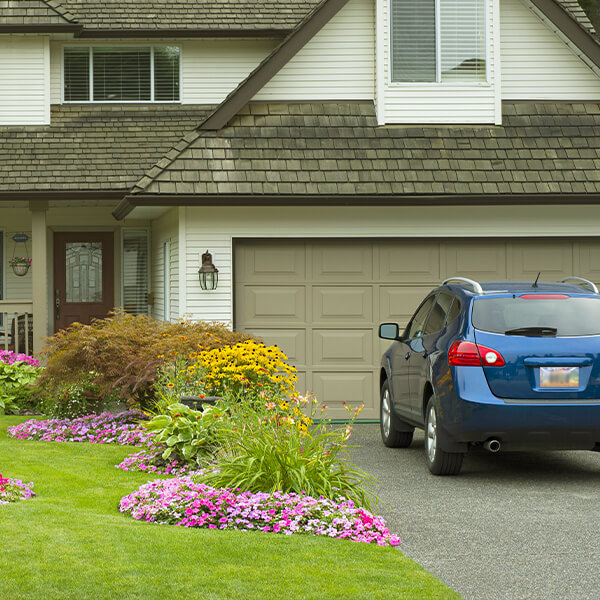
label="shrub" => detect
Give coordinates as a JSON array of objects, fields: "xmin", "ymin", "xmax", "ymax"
[
  {"xmin": 119, "ymin": 478, "xmax": 400, "ymax": 546},
  {"xmin": 0, "ymin": 474, "xmax": 35, "ymax": 504},
  {"xmin": 33, "ymin": 312, "xmax": 254, "ymax": 408},
  {"xmin": 0, "ymin": 353, "xmax": 42, "ymax": 415}
]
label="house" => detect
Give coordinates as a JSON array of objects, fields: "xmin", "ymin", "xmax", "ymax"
[{"xmin": 2, "ymin": 0, "xmax": 600, "ymax": 418}]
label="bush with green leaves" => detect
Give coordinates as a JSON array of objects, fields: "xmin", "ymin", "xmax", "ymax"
[
  {"xmin": 202, "ymin": 395, "xmax": 376, "ymax": 510},
  {"xmin": 0, "ymin": 359, "xmax": 42, "ymax": 415},
  {"xmin": 33, "ymin": 311, "xmax": 254, "ymax": 408},
  {"xmin": 143, "ymin": 402, "xmax": 223, "ymax": 466}
]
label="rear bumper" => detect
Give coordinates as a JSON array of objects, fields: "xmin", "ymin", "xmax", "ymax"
[{"xmin": 439, "ymin": 366, "xmax": 600, "ymax": 450}]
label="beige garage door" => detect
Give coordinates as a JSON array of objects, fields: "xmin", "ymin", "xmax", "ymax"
[{"xmin": 234, "ymin": 239, "xmax": 600, "ymax": 419}]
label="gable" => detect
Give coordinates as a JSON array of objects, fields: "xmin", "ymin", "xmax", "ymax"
[{"xmin": 501, "ymin": 0, "xmax": 600, "ymax": 100}]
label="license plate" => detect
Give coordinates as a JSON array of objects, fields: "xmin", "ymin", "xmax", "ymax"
[{"xmin": 540, "ymin": 366, "xmax": 579, "ymax": 388}]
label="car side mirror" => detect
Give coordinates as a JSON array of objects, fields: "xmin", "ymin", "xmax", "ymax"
[{"xmin": 379, "ymin": 323, "xmax": 400, "ymax": 340}]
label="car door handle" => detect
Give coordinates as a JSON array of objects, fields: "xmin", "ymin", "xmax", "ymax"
[
  {"xmin": 405, "ymin": 352, "xmax": 411, "ymax": 360},
  {"xmin": 423, "ymin": 351, "xmax": 429, "ymax": 359}
]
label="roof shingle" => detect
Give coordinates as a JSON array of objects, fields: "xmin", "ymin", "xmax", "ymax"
[
  {"xmin": 0, "ymin": 0, "xmax": 76, "ymax": 25},
  {"xmin": 130, "ymin": 101, "xmax": 600, "ymax": 198}
]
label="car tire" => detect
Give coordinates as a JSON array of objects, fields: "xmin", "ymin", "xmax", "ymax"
[
  {"xmin": 425, "ymin": 398, "xmax": 464, "ymax": 476},
  {"xmin": 380, "ymin": 380, "xmax": 414, "ymax": 448}
]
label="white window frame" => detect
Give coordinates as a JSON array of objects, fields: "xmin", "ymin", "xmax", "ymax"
[
  {"xmin": 62, "ymin": 44, "xmax": 182, "ymax": 104},
  {"xmin": 389, "ymin": 0, "xmax": 489, "ymax": 87}
]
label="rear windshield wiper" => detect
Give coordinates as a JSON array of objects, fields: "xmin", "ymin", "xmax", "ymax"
[{"xmin": 504, "ymin": 326, "xmax": 558, "ymax": 337}]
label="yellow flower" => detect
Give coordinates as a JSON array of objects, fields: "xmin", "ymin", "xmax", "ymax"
[{"xmin": 167, "ymin": 383, "xmax": 175, "ymax": 388}]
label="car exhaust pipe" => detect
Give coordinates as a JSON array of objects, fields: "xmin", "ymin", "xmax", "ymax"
[{"xmin": 483, "ymin": 439, "xmax": 501, "ymax": 453}]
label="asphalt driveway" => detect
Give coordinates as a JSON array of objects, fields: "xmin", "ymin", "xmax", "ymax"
[{"xmin": 348, "ymin": 424, "xmax": 600, "ymax": 600}]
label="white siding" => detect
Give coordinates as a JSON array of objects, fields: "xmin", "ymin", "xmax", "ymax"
[
  {"xmin": 150, "ymin": 209, "xmax": 179, "ymax": 321},
  {"xmin": 256, "ymin": 0, "xmax": 375, "ymax": 101},
  {"xmin": 183, "ymin": 204, "xmax": 600, "ymax": 324},
  {"xmin": 501, "ymin": 0, "xmax": 600, "ymax": 99},
  {"xmin": 0, "ymin": 36, "xmax": 49, "ymax": 124},
  {"xmin": 378, "ymin": 0, "xmax": 498, "ymax": 124},
  {"xmin": 182, "ymin": 39, "xmax": 275, "ymax": 104}
]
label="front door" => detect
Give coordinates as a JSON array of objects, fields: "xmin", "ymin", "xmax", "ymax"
[{"xmin": 53, "ymin": 232, "xmax": 114, "ymax": 332}]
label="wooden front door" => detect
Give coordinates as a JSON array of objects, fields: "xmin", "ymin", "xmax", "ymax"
[{"xmin": 53, "ymin": 232, "xmax": 114, "ymax": 332}]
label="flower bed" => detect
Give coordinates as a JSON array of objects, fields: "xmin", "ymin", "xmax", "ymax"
[
  {"xmin": 6, "ymin": 411, "xmax": 151, "ymax": 446},
  {"xmin": 0, "ymin": 350, "xmax": 40, "ymax": 367},
  {"xmin": 0, "ymin": 473, "xmax": 35, "ymax": 505},
  {"xmin": 119, "ymin": 476, "xmax": 400, "ymax": 547},
  {"xmin": 115, "ymin": 445, "xmax": 193, "ymax": 476}
]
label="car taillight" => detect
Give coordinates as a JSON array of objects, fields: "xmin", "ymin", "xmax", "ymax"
[{"xmin": 448, "ymin": 340, "xmax": 505, "ymax": 367}]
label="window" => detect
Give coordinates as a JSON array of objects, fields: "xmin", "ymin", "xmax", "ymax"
[
  {"xmin": 122, "ymin": 229, "xmax": 149, "ymax": 316},
  {"xmin": 405, "ymin": 295, "xmax": 436, "ymax": 339},
  {"xmin": 64, "ymin": 46, "xmax": 180, "ymax": 102},
  {"xmin": 163, "ymin": 241, "xmax": 171, "ymax": 322},
  {"xmin": 390, "ymin": 0, "xmax": 486, "ymax": 83}
]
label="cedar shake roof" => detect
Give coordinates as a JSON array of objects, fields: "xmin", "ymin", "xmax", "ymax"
[
  {"xmin": 0, "ymin": 104, "xmax": 212, "ymax": 192},
  {"xmin": 129, "ymin": 101, "xmax": 600, "ymax": 199},
  {"xmin": 556, "ymin": 0, "xmax": 595, "ymax": 33},
  {"xmin": 0, "ymin": 0, "xmax": 77, "ymax": 25},
  {"xmin": 61, "ymin": 0, "xmax": 322, "ymax": 32}
]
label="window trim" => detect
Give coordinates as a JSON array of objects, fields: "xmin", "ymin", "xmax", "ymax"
[
  {"xmin": 388, "ymin": 0, "xmax": 489, "ymax": 86},
  {"xmin": 62, "ymin": 44, "xmax": 182, "ymax": 104}
]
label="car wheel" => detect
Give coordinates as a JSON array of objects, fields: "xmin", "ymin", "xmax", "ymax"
[
  {"xmin": 425, "ymin": 399, "xmax": 464, "ymax": 476},
  {"xmin": 380, "ymin": 380, "xmax": 414, "ymax": 448}
]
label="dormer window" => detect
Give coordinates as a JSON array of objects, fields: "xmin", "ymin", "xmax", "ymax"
[
  {"xmin": 390, "ymin": 0, "xmax": 486, "ymax": 83},
  {"xmin": 63, "ymin": 46, "xmax": 180, "ymax": 102}
]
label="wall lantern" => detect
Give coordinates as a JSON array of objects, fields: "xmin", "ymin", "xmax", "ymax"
[{"xmin": 198, "ymin": 250, "xmax": 219, "ymax": 291}]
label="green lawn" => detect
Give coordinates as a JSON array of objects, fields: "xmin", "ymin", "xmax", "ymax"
[{"xmin": 0, "ymin": 416, "xmax": 461, "ymax": 600}]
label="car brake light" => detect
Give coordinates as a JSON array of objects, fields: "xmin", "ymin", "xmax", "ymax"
[
  {"xmin": 448, "ymin": 340, "xmax": 505, "ymax": 367},
  {"xmin": 519, "ymin": 294, "xmax": 568, "ymax": 299}
]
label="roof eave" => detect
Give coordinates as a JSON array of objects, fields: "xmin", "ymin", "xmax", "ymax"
[
  {"xmin": 0, "ymin": 24, "xmax": 82, "ymax": 33},
  {"xmin": 113, "ymin": 192, "xmax": 600, "ymax": 221},
  {"xmin": 74, "ymin": 28, "xmax": 290, "ymax": 39}
]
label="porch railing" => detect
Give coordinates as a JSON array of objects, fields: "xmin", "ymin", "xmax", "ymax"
[{"xmin": 0, "ymin": 300, "xmax": 34, "ymax": 356}]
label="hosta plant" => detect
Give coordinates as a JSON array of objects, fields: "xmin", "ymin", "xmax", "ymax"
[{"xmin": 0, "ymin": 355, "xmax": 42, "ymax": 415}]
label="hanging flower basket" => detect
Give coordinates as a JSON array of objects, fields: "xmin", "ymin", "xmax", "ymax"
[{"xmin": 10, "ymin": 257, "xmax": 31, "ymax": 277}]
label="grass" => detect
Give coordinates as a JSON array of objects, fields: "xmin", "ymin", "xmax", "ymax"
[{"xmin": 0, "ymin": 415, "xmax": 462, "ymax": 600}]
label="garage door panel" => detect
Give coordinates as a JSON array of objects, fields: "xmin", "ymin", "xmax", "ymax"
[
  {"xmin": 443, "ymin": 242, "xmax": 507, "ymax": 281},
  {"xmin": 575, "ymin": 242, "xmax": 600, "ymax": 284},
  {"xmin": 509, "ymin": 242, "xmax": 572, "ymax": 280},
  {"xmin": 312, "ymin": 286, "xmax": 373, "ymax": 324},
  {"xmin": 236, "ymin": 242, "xmax": 305, "ymax": 283},
  {"xmin": 247, "ymin": 329, "xmax": 306, "ymax": 365},
  {"xmin": 312, "ymin": 371, "xmax": 374, "ymax": 417},
  {"xmin": 312, "ymin": 329, "xmax": 372, "ymax": 366},
  {"xmin": 312, "ymin": 243, "xmax": 373, "ymax": 282},
  {"xmin": 239, "ymin": 286, "xmax": 306, "ymax": 325},
  {"xmin": 380, "ymin": 286, "xmax": 431, "ymax": 326},
  {"xmin": 379, "ymin": 242, "xmax": 440, "ymax": 282}
]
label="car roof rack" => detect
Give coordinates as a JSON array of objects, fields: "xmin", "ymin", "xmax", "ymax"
[
  {"xmin": 441, "ymin": 277, "xmax": 483, "ymax": 294},
  {"xmin": 560, "ymin": 277, "xmax": 599, "ymax": 294}
]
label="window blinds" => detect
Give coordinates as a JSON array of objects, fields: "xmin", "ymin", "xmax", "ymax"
[
  {"xmin": 391, "ymin": 0, "xmax": 436, "ymax": 83},
  {"xmin": 122, "ymin": 229, "xmax": 149, "ymax": 316},
  {"xmin": 63, "ymin": 46, "xmax": 180, "ymax": 102},
  {"xmin": 390, "ymin": 0, "xmax": 486, "ymax": 83},
  {"xmin": 440, "ymin": 0, "xmax": 486, "ymax": 82}
]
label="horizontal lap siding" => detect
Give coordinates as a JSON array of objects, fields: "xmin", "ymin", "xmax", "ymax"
[
  {"xmin": 501, "ymin": 0, "xmax": 600, "ymax": 99},
  {"xmin": 256, "ymin": 0, "xmax": 375, "ymax": 101},
  {"xmin": 0, "ymin": 37, "xmax": 49, "ymax": 125}
]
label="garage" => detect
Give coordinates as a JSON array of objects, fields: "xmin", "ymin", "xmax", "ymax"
[{"xmin": 234, "ymin": 238, "xmax": 600, "ymax": 419}]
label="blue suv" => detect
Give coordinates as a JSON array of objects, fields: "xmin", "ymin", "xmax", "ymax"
[{"xmin": 378, "ymin": 277, "xmax": 600, "ymax": 475}]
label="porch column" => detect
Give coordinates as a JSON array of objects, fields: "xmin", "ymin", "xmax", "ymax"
[{"xmin": 30, "ymin": 200, "xmax": 48, "ymax": 354}]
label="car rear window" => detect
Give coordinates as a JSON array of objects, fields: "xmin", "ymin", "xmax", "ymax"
[{"xmin": 472, "ymin": 296, "xmax": 600, "ymax": 336}]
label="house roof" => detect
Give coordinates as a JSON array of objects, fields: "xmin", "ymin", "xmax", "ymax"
[
  {"xmin": 556, "ymin": 0, "xmax": 595, "ymax": 33},
  {"xmin": 60, "ymin": 0, "xmax": 323, "ymax": 35},
  {"xmin": 0, "ymin": 0, "xmax": 78, "ymax": 28},
  {"xmin": 123, "ymin": 101, "xmax": 600, "ymax": 204},
  {"xmin": 0, "ymin": 104, "xmax": 212, "ymax": 195}
]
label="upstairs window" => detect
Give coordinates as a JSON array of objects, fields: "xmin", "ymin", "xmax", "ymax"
[
  {"xmin": 391, "ymin": 0, "xmax": 486, "ymax": 83},
  {"xmin": 63, "ymin": 46, "xmax": 180, "ymax": 102}
]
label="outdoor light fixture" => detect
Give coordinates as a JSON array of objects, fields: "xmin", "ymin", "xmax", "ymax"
[{"xmin": 198, "ymin": 250, "xmax": 219, "ymax": 290}]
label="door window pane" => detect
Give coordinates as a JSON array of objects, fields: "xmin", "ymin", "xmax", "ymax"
[
  {"xmin": 65, "ymin": 242, "xmax": 103, "ymax": 303},
  {"xmin": 405, "ymin": 296, "xmax": 435, "ymax": 339}
]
